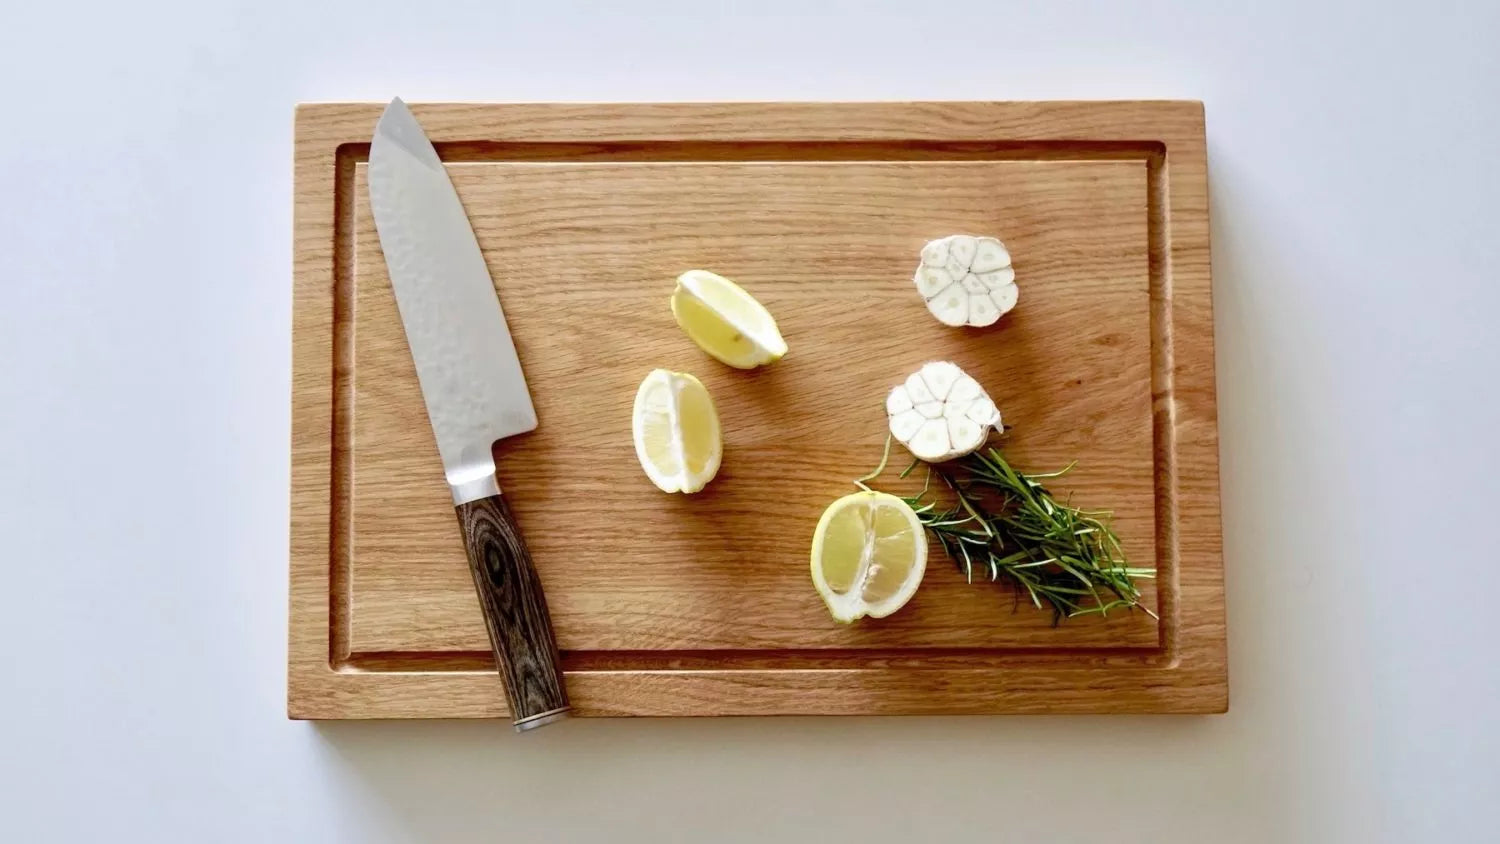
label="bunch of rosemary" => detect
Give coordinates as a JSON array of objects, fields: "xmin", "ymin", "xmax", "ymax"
[{"xmin": 856, "ymin": 438, "xmax": 1155, "ymax": 623}]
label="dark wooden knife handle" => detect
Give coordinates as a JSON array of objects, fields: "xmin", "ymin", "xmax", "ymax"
[{"xmin": 456, "ymin": 493, "xmax": 569, "ymax": 730}]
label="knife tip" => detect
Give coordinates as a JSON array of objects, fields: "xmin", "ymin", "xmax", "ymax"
[
  {"xmin": 381, "ymin": 96, "xmax": 409, "ymax": 120},
  {"xmin": 371, "ymin": 97, "xmax": 443, "ymax": 172}
]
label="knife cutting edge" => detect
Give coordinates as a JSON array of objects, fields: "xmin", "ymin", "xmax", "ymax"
[{"xmin": 367, "ymin": 97, "xmax": 568, "ymax": 731}]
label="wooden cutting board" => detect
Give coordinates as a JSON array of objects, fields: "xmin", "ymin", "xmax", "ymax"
[{"xmin": 289, "ymin": 101, "xmax": 1226, "ymax": 718}]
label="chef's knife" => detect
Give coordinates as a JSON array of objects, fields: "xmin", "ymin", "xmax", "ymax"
[{"xmin": 367, "ymin": 98, "xmax": 568, "ymax": 731}]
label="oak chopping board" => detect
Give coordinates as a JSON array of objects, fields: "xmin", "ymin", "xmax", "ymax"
[{"xmin": 289, "ymin": 101, "xmax": 1226, "ymax": 718}]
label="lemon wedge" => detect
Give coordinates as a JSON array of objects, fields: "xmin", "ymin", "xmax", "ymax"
[
  {"xmin": 670, "ymin": 270, "xmax": 787, "ymax": 369},
  {"xmin": 631, "ymin": 369, "xmax": 722, "ymax": 493},
  {"xmin": 811, "ymin": 491, "xmax": 928, "ymax": 622}
]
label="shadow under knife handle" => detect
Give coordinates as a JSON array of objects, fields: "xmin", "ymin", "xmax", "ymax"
[{"xmin": 455, "ymin": 493, "xmax": 570, "ymax": 731}]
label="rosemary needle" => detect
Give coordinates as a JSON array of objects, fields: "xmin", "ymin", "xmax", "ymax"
[{"xmin": 856, "ymin": 438, "xmax": 1156, "ymax": 624}]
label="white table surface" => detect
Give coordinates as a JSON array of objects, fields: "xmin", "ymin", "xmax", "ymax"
[{"xmin": 3, "ymin": 1, "xmax": 1497, "ymax": 841}]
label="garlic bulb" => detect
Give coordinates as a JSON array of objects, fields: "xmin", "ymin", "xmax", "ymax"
[
  {"xmin": 886, "ymin": 361, "xmax": 1001, "ymax": 462},
  {"xmin": 914, "ymin": 234, "xmax": 1018, "ymax": 327}
]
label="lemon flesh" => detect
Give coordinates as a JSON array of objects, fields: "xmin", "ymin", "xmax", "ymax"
[
  {"xmin": 811, "ymin": 491, "xmax": 927, "ymax": 622},
  {"xmin": 671, "ymin": 270, "xmax": 787, "ymax": 369},
  {"xmin": 632, "ymin": 369, "xmax": 722, "ymax": 493}
]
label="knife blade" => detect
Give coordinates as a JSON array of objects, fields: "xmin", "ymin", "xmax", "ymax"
[{"xmin": 368, "ymin": 97, "xmax": 568, "ymax": 731}]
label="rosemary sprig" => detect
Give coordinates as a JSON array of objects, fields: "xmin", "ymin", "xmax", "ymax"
[{"xmin": 857, "ymin": 437, "xmax": 1156, "ymax": 623}]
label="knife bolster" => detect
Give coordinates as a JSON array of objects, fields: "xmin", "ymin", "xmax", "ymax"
[{"xmin": 450, "ymin": 471, "xmax": 501, "ymax": 505}]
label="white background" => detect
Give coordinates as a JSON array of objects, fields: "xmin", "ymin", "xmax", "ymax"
[{"xmin": 2, "ymin": 1, "xmax": 1497, "ymax": 841}]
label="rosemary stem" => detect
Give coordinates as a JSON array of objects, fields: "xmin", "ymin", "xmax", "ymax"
[
  {"xmin": 856, "ymin": 443, "xmax": 1153, "ymax": 623},
  {"xmin": 854, "ymin": 435, "xmax": 894, "ymax": 492}
]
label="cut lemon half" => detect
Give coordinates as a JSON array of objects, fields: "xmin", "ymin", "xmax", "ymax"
[
  {"xmin": 631, "ymin": 369, "xmax": 722, "ymax": 494},
  {"xmin": 810, "ymin": 491, "xmax": 928, "ymax": 622},
  {"xmin": 670, "ymin": 270, "xmax": 788, "ymax": 369}
]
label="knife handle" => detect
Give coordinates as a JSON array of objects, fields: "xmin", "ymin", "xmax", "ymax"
[{"xmin": 456, "ymin": 493, "xmax": 570, "ymax": 731}]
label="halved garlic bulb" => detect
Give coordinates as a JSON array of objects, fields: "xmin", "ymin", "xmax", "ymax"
[
  {"xmin": 914, "ymin": 234, "xmax": 1018, "ymax": 327},
  {"xmin": 886, "ymin": 361, "xmax": 1001, "ymax": 462}
]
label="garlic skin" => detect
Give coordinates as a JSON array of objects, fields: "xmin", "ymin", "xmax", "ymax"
[
  {"xmin": 886, "ymin": 361, "xmax": 1001, "ymax": 462},
  {"xmin": 914, "ymin": 234, "xmax": 1019, "ymax": 327}
]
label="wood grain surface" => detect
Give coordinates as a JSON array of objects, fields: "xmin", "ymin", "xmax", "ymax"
[
  {"xmin": 456, "ymin": 495, "xmax": 569, "ymax": 726},
  {"xmin": 289, "ymin": 101, "xmax": 1225, "ymax": 719}
]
